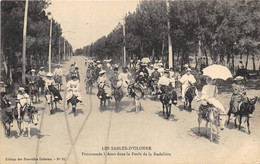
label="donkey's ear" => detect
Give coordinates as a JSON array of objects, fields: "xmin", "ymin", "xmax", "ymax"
[{"xmin": 254, "ymin": 96, "xmax": 258, "ymax": 104}]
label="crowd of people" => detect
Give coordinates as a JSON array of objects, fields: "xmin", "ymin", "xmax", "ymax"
[
  {"xmin": 84, "ymin": 58, "xmax": 249, "ymax": 115},
  {"xmin": 0, "ymin": 58, "xmax": 251, "ymax": 129}
]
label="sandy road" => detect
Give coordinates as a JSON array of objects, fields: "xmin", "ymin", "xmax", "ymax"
[{"xmin": 1, "ymin": 56, "xmax": 260, "ymax": 164}]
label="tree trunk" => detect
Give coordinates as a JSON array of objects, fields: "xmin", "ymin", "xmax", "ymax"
[
  {"xmin": 197, "ymin": 38, "xmax": 202, "ymax": 71},
  {"xmin": 252, "ymin": 53, "xmax": 255, "ymax": 71},
  {"xmin": 245, "ymin": 52, "xmax": 249, "ymax": 70},
  {"xmin": 152, "ymin": 48, "xmax": 155, "ymax": 62},
  {"xmin": 162, "ymin": 40, "xmax": 164, "ymax": 57},
  {"xmin": 232, "ymin": 53, "xmax": 235, "ymax": 75},
  {"xmin": 204, "ymin": 48, "xmax": 208, "ymax": 66}
]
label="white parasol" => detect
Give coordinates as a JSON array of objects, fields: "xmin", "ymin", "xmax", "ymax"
[
  {"xmin": 141, "ymin": 57, "xmax": 151, "ymax": 63},
  {"xmin": 202, "ymin": 64, "xmax": 232, "ymax": 80}
]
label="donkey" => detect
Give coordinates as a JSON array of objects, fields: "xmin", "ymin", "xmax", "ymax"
[
  {"xmin": 159, "ymin": 85, "xmax": 177, "ymax": 119},
  {"xmin": 198, "ymin": 103, "xmax": 226, "ymax": 142},
  {"xmin": 13, "ymin": 104, "xmax": 39, "ymax": 138},
  {"xmin": 112, "ymin": 86, "xmax": 124, "ymax": 111},
  {"xmin": 184, "ymin": 82, "xmax": 197, "ymax": 111},
  {"xmin": 227, "ymin": 97, "xmax": 257, "ymax": 134},
  {"xmin": 97, "ymin": 85, "xmax": 112, "ymax": 110},
  {"xmin": 28, "ymin": 82, "xmax": 40, "ymax": 103},
  {"xmin": 128, "ymin": 83, "xmax": 144, "ymax": 113}
]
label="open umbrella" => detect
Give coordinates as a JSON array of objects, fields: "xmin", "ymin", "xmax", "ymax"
[
  {"xmin": 141, "ymin": 57, "xmax": 151, "ymax": 63},
  {"xmin": 202, "ymin": 64, "xmax": 232, "ymax": 80}
]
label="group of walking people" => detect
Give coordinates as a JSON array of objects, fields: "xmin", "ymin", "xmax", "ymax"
[{"xmin": 84, "ymin": 59, "xmax": 249, "ymax": 116}]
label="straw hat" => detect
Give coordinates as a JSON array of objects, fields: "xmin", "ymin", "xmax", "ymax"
[
  {"xmin": 19, "ymin": 87, "xmax": 25, "ymax": 91},
  {"xmin": 99, "ymin": 70, "xmax": 106, "ymax": 75},
  {"xmin": 46, "ymin": 73, "xmax": 53, "ymax": 77},
  {"xmin": 234, "ymin": 76, "xmax": 244, "ymax": 81}
]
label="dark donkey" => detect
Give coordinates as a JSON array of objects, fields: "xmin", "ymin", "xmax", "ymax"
[
  {"xmin": 1, "ymin": 109, "xmax": 13, "ymax": 138},
  {"xmin": 28, "ymin": 81, "xmax": 40, "ymax": 103},
  {"xmin": 67, "ymin": 94, "xmax": 80, "ymax": 116},
  {"xmin": 159, "ymin": 84, "xmax": 177, "ymax": 119},
  {"xmin": 184, "ymin": 82, "xmax": 197, "ymax": 111},
  {"xmin": 97, "ymin": 84, "xmax": 112, "ymax": 110},
  {"xmin": 112, "ymin": 85, "xmax": 124, "ymax": 111},
  {"xmin": 227, "ymin": 97, "xmax": 257, "ymax": 134}
]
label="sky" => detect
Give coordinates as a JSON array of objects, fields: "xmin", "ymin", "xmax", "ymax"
[{"xmin": 46, "ymin": 0, "xmax": 140, "ymax": 50}]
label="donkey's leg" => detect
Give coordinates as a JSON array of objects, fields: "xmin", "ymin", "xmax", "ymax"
[
  {"xmin": 198, "ymin": 116, "xmax": 202, "ymax": 133},
  {"xmin": 247, "ymin": 115, "xmax": 251, "ymax": 134},
  {"xmin": 235, "ymin": 115, "xmax": 238, "ymax": 128},
  {"xmin": 162, "ymin": 103, "xmax": 165, "ymax": 115},
  {"xmin": 17, "ymin": 120, "xmax": 21, "ymax": 136},
  {"xmin": 166, "ymin": 105, "xmax": 169, "ymax": 119},
  {"xmin": 210, "ymin": 122, "xmax": 213, "ymax": 142},
  {"xmin": 227, "ymin": 110, "xmax": 231, "ymax": 125},
  {"xmin": 23, "ymin": 121, "xmax": 26, "ymax": 134},
  {"xmin": 239, "ymin": 115, "xmax": 242, "ymax": 131},
  {"xmin": 28, "ymin": 122, "xmax": 31, "ymax": 138},
  {"xmin": 135, "ymin": 99, "xmax": 140, "ymax": 113},
  {"xmin": 205, "ymin": 121, "xmax": 208, "ymax": 136}
]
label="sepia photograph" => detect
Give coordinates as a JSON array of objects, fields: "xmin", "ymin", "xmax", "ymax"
[{"xmin": 0, "ymin": 0, "xmax": 260, "ymax": 164}]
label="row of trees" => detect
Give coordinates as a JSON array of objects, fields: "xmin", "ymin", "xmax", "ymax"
[
  {"xmin": 1, "ymin": 0, "xmax": 72, "ymax": 82},
  {"xmin": 77, "ymin": 0, "xmax": 260, "ymax": 71}
]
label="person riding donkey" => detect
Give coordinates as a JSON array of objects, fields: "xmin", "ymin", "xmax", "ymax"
[
  {"xmin": 53, "ymin": 65, "xmax": 63, "ymax": 84},
  {"xmin": 158, "ymin": 69, "xmax": 176, "ymax": 102},
  {"xmin": 28, "ymin": 69, "xmax": 38, "ymax": 85},
  {"xmin": 230, "ymin": 76, "xmax": 247, "ymax": 113},
  {"xmin": 45, "ymin": 73, "xmax": 62, "ymax": 103},
  {"xmin": 97, "ymin": 70, "xmax": 112, "ymax": 98},
  {"xmin": 110, "ymin": 67, "xmax": 123, "ymax": 97},
  {"xmin": 134, "ymin": 72, "xmax": 146, "ymax": 95},
  {"xmin": 1, "ymin": 81, "xmax": 13, "ymax": 126},
  {"xmin": 199, "ymin": 77, "xmax": 226, "ymax": 114},
  {"xmin": 138, "ymin": 63, "xmax": 149, "ymax": 79},
  {"xmin": 65, "ymin": 74, "xmax": 84, "ymax": 109},
  {"xmin": 179, "ymin": 68, "xmax": 199, "ymax": 102},
  {"xmin": 151, "ymin": 66, "xmax": 161, "ymax": 94},
  {"xmin": 118, "ymin": 67, "xmax": 130, "ymax": 97},
  {"xmin": 16, "ymin": 87, "xmax": 31, "ymax": 121},
  {"xmin": 37, "ymin": 67, "xmax": 46, "ymax": 94}
]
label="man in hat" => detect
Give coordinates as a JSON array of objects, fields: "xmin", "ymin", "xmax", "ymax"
[
  {"xmin": 65, "ymin": 74, "xmax": 83, "ymax": 109},
  {"xmin": 0, "ymin": 81, "xmax": 11, "ymax": 109},
  {"xmin": 38, "ymin": 67, "xmax": 46, "ymax": 79},
  {"xmin": 179, "ymin": 68, "xmax": 198, "ymax": 102},
  {"xmin": 238, "ymin": 60, "xmax": 244, "ymax": 69},
  {"xmin": 28, "ymin": 69, "xmax": 38, "ymax": 85},
  {"xmin": 230, "ymin": 76, "xmax": 247, "ymax": 113},
  {"xmin": 94, "ymin": 63, "xmax": 102, "ymax": 80},
  {"xmin": 69, "ymin": 64, "xmax": 75, "ymax": 74},
  {"xmin": 75, "ymin": 67, "xmax": 80, "ymax": 81},
  {"xmin": 147, "ymin": 64, "xmax": 154, "ymax": 76},
  {"xmin": 110, "ymin": 67, "xmax": 120, "ymax": 90},
  {"xmin": 180, "ymin": 64, "xmax": 189, "ymax": 76},
  {"xmin": 138, "ymin": 63, "xmax": 149, "ymax": 79},
  {"xmin": 53, "ymin": 65, "xmax": 63, "ymax": 86},
  {"xmin": 134, "ymin": 72, "xmax": 146, "ymax": 94},
  {"xmin": 37, "ymin": 67, "xmax": 46, "ymax": 94},
  {"xmin": 97, "ymin": 70, "xmax": 111, "ymax": 98},
  {"xmin": 16, "ymin": 87, "xmax": 31, "ymax": 121},
  {"xmin": 158, "ymin": 69, "xmax": 175, "ymax": 93},
  {"xmin": 45, "ymin": 73, "xmax": 62, "ymax": 103},
  {"xmin": 158, "ymin": 63, "xmax": 164, "ymax": 76},
  {"xmin": 151, "ymin": 66, "xmax": 161, "ymax": 93}
]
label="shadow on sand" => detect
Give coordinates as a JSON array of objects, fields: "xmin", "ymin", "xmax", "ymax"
[
  {"xmin": 190, "ymin": 127, "xmax": 219, "ymax": 144},
  {"xmin": 155, "ymin": 111, "xmax": 178, "ymax": 121}
]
